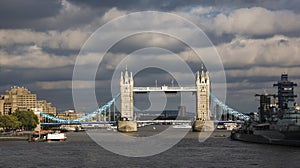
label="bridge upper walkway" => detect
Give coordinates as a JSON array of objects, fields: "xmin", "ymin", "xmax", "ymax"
[{"xmin": 133, "ymin": 86, "xmax": 197, "ymax": 92}]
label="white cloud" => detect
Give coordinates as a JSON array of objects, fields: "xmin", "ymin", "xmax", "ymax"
[
  {"xmin": 35, "ymin": 80, "xmax": 91, "ymax": 90},
  {"xmin": 0, "ymin": 29, "xmax": 46, "ymax": 46},
  {"xmin": 213, "ymin": 7, "xmax": 300, "ymax": 35},
  {"xmin": 47, "ymin": 29, "xmax": 89, "ymax": 49},
  {"xmin": 101, "ymin": 7, "xmax": 128, "ymax": 23},
  {"xmin": 226, "ymin": 66, "xmax": 300, "ymax": 78},
  {"xmin": 176, "ymin": 6, "xmax": 300, "ymax": 36},
  {"xmin": 2, "ymin": 5, "xmax": 300, "ymax": 109},
  {"xmin": 35, "ymin": 80, "xmax": 72, "ymax": 90},
  {"xmin": 0, "ymin": 45, "xmax": 75, "ymax": 68},
  {"xmin": 35, "ymin": 80, "xmax": 111, "ymax": 90},
  {"xmin": 189, "ymin": 6, "xmax": 215, "ymax": 15},
  {"xmin": 218, "ymin": 35, "xmax": 300, "ymax": 68},
  {"xmin": 0, "ymin": 29, "xmax": 89, "ymax": 50}
]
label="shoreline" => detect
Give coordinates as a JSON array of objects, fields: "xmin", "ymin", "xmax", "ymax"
[
  {"xmin": 0, "ymin": 136, "xmax": 29, "ymax": 141},
  {"xmin": 0, "ymin": 127, "xmax": 231, "ymax": 141},
  {"xmin": 0, "ymin": 131, "xmax": 32, "ymax": 141}
]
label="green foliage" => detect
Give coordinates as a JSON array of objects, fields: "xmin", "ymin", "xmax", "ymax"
[
  {"xmin": 13, "ymin": 110, "xmax": 39, "ymax": 131},
  {"xmin": 0, "ymin": 115, "xmax": 21, "ymax": 131}
]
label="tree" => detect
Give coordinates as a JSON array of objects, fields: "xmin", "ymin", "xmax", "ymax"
[
  {"xmin": 13, "ymin": 110, "xmax": 39, "ymax": 131},
  {"xmin": 0, "ymin": 115, "xmax": 21, "ymax": 131}
]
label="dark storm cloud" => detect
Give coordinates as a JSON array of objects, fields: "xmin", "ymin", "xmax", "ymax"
[
  {"xmin": 0, "ymin": 0, "xmax": 102, "ymax": 30},
  {"xmin": 1, "ymin": 0, "xmax": 300, "ymax": 113},
  {"xmin": 0, "ymin": 66, "xmax": 74, "ymax": 86},
  {"xmin": 0, "ymin": 0, "xmax": 62, "ymax": 29},
  {"xmin": 69, "ymin": 0, "xmax": 197, "ymax": 11},
  {"xmin": 1, "ymin": 0, "xmax": 299, "ymax": 31},
  {"xmin": 34, "ymin": 89, "xmax": 74, "ymax": 112},
  {"xmin": 256, "ymin": 0, "xmax": 300, "ymax": 12},
  {"xmin": 133, "ymin": 68, "xmax": 180, "ymax": 87},
  {"xmin": 70, "ymin": 0, "xmax": 300, "ymax": 13}
]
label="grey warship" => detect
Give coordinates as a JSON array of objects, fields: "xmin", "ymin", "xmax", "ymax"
[{"xmin": 231, "ymin": 73, "xmax": 300, "ymax": 146}]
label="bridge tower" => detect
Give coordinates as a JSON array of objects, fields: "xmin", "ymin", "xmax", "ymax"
[
  {"xmin": 118, "ymin": 66, "xmax": 137, "ymax": 132},
  {"xmin": 196, "ymin": 65, "xmax": 210, "ymax": 120},
  {"xmin": 193, "ymin": 65, "xmax": 213, "ymax": 131},
  {"xmin": 120, "ymin": 66, "xmax": 134, "ymax": 120}
]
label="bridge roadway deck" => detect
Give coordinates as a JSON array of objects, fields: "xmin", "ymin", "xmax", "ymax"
[{"xmin": 133, "ymin": 86, "xmax": 197, "ymax": 92}]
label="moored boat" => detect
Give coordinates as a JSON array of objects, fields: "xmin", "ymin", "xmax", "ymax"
[
  {"xmin": 30, "ymin": 130, "xmax": 52, "ymax": 142},
  {"xmin": 46, "ymin": 132, "xmax": 67, "ymax": 141}
]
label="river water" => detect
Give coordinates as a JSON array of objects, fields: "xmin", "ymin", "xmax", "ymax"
[{"xmin": 0, "ymin": 126, "xmax": 300, "ymax": 168}]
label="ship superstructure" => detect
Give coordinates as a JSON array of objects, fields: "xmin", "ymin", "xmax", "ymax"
[{"xmin": 231, "ymin": 73, "xmax": 300, "ymax": 146}]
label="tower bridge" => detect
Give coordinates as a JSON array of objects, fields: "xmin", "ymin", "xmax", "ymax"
[
  {"xmin": 118, "ymin": 65, "xmax": 212, "ymax": 132},
  {"xmin": 39, "ymin": 66, "xmax": 250, "ymax": 131}
]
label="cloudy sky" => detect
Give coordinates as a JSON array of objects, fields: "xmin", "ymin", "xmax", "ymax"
[{"xmin": 1, "ymin": 0, "xmax": 300, "ymax": 114}]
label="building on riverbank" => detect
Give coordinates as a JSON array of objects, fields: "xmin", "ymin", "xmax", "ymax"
[
  {"xmin": 57, "ymin": 110, "xmax": 84, "ymax": 121},
  {"xmin": 0, "ymin": 86, "xmax": 56, "ymax": 116}
]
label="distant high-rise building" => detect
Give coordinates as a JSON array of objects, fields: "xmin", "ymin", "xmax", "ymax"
[
  {"xmin": 0, "ymin": 86, "xmax": 56, "ymax": 115},
  {"xmin": 0, "ymin": 86, "xmax": 36, "ymax": 114}
]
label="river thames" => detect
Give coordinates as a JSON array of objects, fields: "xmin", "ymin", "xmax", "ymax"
[{"xmin": 1, "ymin": 127, "xmax": 300, "ymax": 168}]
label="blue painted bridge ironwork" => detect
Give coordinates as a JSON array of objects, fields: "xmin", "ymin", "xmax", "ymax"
[{"xmin": 39, "ymin": 92, "xmax": 249, "ymax": 125}]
